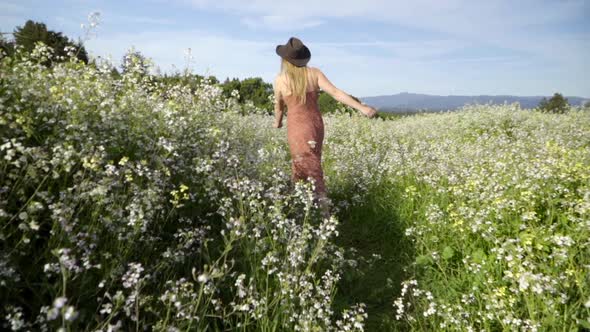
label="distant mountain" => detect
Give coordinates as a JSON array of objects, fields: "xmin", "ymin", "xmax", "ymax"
[{"xmin": 361, "ymin": 92, "xmax": 589, "ymax": 112}]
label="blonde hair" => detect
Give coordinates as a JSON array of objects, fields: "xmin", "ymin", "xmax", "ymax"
[{"xmin": 281, "ymin": 58, "xmax": 308, "ymax": 105}]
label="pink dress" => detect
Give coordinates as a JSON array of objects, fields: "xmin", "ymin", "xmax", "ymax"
[{"xmin": 282, "ymin": 90, "xmax": 327, "ymax": 196}]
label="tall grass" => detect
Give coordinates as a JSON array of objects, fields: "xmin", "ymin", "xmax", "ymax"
[{"xmin": 1, "ymin": 44, "xmax": 589, "ymax": 331}]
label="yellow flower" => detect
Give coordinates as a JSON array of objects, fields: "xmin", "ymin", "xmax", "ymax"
[{"xmin": 494, "ymin": 286, "xmax": 506, "ymax": 297}]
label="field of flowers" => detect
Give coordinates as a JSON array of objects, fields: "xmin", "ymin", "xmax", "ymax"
[{"xmin": 1, "ymin": 45, "xmax": 589, "ymax": 331}]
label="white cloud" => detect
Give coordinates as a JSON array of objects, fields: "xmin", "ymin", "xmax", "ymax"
[
  {"xmin": 179, "ymin": 0, "xmax": 589, "ymax": 65},
  {"xmin": 85, "ymin": 30, "xmax": 279, "ymax": 80},
  {"xmin": 180, "ymin": 0, "xmax": 587, "ymax": 31},
  {"xmin": 241, "ymin": 15, "xmax": 324, "ymax": 31},
  {"xmin": 10, "ymin": 0, "xmax": 583, "ymax": 97},
  {"xmin": 175, "ymin": 0, "xmax": 589, "ymax": 95},
  {"xmin": 116, "ymin": 15, "xmax": 175, "ymax": 26},
  {"xmin": 84, "ymin": 29, "xmax": 541, "ymax": 97},
  {"xmin": 335, "ymin": 40, "xmax": 468, "ymax": 60}
]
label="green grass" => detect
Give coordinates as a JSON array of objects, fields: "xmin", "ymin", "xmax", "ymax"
[
  {"xmin": 331, "ymin": 182, "xmax": 414, "ymax": 331},
  {"xmin": 2, "ymin": 46, "xmax": 589, "ymax": 331}
]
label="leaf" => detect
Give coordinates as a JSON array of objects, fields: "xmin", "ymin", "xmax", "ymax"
[
  {"xmin": 416, "ymin": 255, "xmax": 432, "ymax": 266},
  {"xmin": 472, "ymin": 248, "xmax": 486, "ymax": 263},
  {"xmin": 442, "ymin": 246, "xmax": 455, "ymax": 260},
  {"xmin": 579, "ymin": 319, "xmax": 590, "ymax": 329}
]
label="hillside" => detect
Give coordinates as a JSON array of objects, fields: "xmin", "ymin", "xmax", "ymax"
[{"xmin": 362, "ymin": 92, "xmax": 589, "ymax": 112}]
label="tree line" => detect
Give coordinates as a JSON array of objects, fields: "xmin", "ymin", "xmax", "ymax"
[{"xmin": 1, "ymin": 20, "xmax": 88, "ymax": 64}]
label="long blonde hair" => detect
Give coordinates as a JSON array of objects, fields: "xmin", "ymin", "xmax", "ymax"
[{"xmin": 281, "ymin": 58, "xmax": 308, "ymax": 105}]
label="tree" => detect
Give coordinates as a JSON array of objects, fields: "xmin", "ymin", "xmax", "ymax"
[
  {"xmin": 0, "ymin": 34, "xmax": 15, "ymax": 56},
  {"xmin": 240, "ymin": 77, "xmax": 273, "ymax": 108},
  {"xmin": 584, "ymin": 101, "xmax": 590, "ymax": 109},
  {"xmin": 13, "ymin": 20, "xmax": 88, "ymax": 64},
  {"xmin": 155, "ymin": 73, "xmax": 219, "ymax": 94},
  {"xmin": 538, "ymin": 93, "xmax": 569, "ymax": 114},
  {"xmin": 221, "ymin": 77, "xmax": 272, "ymax": 109},
  {"xmin": 222, "ymin": 77, "xmax": 242, "ymax": 99},
  {"xmin": 318, "ymin": 91, "xmax": 339, "ymax": 114}
]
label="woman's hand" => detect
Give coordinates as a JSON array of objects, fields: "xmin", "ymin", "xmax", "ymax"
[{"xmin": 361, "ymin": 106, "xmax": 378, "ymax": 118}]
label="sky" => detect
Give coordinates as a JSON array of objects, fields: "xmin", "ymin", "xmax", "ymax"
[{"xmin": 1, "ymin": 0, "xmax": 589, "ymax": 98}]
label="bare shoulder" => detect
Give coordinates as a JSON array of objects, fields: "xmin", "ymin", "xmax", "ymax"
[
  {"xmin": 312, "ymin": 67, "xmax": 338, "ymax": 94},
  {"xmin": 308, "ymin": 66, "xmax": 323, "ymax": 77},
  {"xmin": 310, "ymin": 67, "xmax": 330, "ymax": 86},
  {"xmin": 307, "ymin": 67, "xmax": 323, "ymax": 91}
]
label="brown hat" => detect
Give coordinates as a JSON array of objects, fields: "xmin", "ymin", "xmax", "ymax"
[{"xmin": 276, "ymin": 37, "xmax": 311, "ymax": 67}]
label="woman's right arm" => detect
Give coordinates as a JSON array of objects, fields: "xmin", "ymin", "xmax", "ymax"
[
  {"xmin": 273, "ymin": 77, "xmax": 285, "ymax": 128},
  {"xmin": 315, "ymin": 68, "xmax": 377, "ymax": 118}
]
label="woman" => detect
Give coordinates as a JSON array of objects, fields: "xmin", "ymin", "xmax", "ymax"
[{"xmin": 273, "ymin": 37, "xmax": 377, "ymax": 217}]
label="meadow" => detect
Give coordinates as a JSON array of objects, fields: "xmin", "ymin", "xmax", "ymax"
[{"xmin": 1, "ymin": 45, "xmax": 589, "ymax": 331}]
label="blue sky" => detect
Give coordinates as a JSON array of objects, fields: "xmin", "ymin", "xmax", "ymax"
[{"xmin": 1, "ymin": 0, "xmax": 589, "ymax": 97}]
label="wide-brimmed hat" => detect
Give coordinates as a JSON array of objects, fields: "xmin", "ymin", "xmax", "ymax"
[{"xmin": 276, "ymin": 37, "xmax": 311, "ymax": 67}]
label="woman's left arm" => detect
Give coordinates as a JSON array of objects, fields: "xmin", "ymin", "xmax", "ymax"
[{"xmin": 273, "ymin": 78, "xmax": 285, "ymax": 128}]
